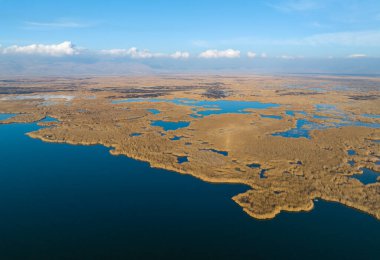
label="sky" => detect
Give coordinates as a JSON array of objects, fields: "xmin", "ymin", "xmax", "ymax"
[{"xmin": 1, "ymin": 0, "xmax": 380, "ymax": 75}]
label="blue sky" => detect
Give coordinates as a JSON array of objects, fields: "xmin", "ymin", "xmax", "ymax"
[
  {"xmin": 1, "ymin": 0, "xmax": 379, "ymax": 58},
  {"xmin": 1, "ymin": 0, "xmax": 380, "ymax": 75}
]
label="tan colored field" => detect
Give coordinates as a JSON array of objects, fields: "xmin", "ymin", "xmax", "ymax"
[{"xmin": 1, "ymin": 75, "xmax": 379, "ymax": 220}]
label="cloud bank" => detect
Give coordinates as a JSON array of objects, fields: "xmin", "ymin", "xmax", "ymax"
[
  {"xmin": 199, "ymin": 49, "xmax": 240, "ymax": 58},
  {"xmin": 247, "ymin": 51, "xmax": 257, "ymax": 58},
  {"xmin": 170, "ymin": 51, "xmax": 190, "ymax": 59},
  {"xmin": 0, "ymin": 41, "xmax": 377, "ymax": 62},
  {"xmin": 100, "ymin": 48, "xmax": 189, "ymax": 59},
  {"xmin": 348, "ymin": 54, "xmax": 367, "ymax": 58},
  {"xmin": 1, "ymin": 41, "xmax": 78, "ymax": 56},
  {"xmin": 100, "ymin": 47, "xmax": 165, "ymax": 58}
]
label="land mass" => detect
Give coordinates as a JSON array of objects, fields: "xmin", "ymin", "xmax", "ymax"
[{"xmin": 1, "ymin": 75, "xmax": 379, "ymax": 220}]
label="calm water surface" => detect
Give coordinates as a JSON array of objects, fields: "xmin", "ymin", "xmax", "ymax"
[
  {"xmin": 113, "ymin": 98, "xmax": 279, "ymax": 117},
  {"xmin": 0, "ymin": 121, "xmax": 379, "ymax": 259}
]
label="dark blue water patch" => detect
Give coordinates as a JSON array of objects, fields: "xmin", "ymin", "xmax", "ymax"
[
  {"xmin": 148, "ymin": 109, "xmax": 160, "ymax": 115},
  {"xmin": 272, "ymin": 119, "xmax": 312, "ymax": 139},
  {"xmin": 40, "ymin": 116, "xmax": 59, "ymax": 123},
  {"xmin": 130, "ymin": 133, "xmax": 142, "ymax": 137},
  {"xmin": 348, "ymin": 160, "xmax": 355, "ymax": 166},
  {"xmin": 177, "ymin": 156, "xmax": 189, "ymax": 164},
  {"xmin": 362, "ymin": 114, "xmax": 380, "ymax": 119},
  {"xmin": 113, "ymin": 98, "xmax": 280, "ymax": 117},
  {"xmin": 0, "ymin": 113, "xmax": 16, "ymax": 121},
  {"xmin": 151, "ymin": 120, "xmax": 190, "ymax": 131},
  {"xmin": 376, "ymin": 161, "xmax": 380, "ymax": 165},
  {"xmin": 259, "ymin": 169, "xmax": 267, "ymax": 179},
  {"xmin": 202, "ymin": 149, "xmax": 228, "ymax": 156},
  {"xmin": 195, "ymin": 100, "xmax": 279, "ymax": 116},
  {"xmin": 285, "ymin": 110, "xmax": 295, "ymax": 116},
  {"xmin": 347, "ymin": 149, "xmax": 357, "ymax": 156},
  {"xmin": 170, "ymin": 136, "xmax": 182, "ymax": 141},
  {"xmin": 247, "ymin": 163, "xmax": 261, "ymax": 168},
  {"xmin": 260, "ymin": 114, "xmax": 282, "ymax": 120},
  {"xmin": 0, "ymin": 122, "xmax": 380, "ymax": 259},
  {"xmin": 351, "ymin": 168, "xmax": 380, "ymax": 185},
  {"xmin": 247, "ymin": 163, "xmax": 267, "ymax": 178},
  {"xmin": 272, "ymin": 113, "xmax": 380, "ymax": 139}
]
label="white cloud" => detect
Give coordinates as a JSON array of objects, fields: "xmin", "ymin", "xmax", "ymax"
[
  {"xmin": 170, "ymin": 51, "xmax": 190, "ymax": 59},
  {"xmin": 347, "ymin": 54, "xmax": 367, "ymax": 58},
  {"xmin": 101, "ymin": 48, "xmax": 190, "ymax": 59},
  {"xmin": 199, "ymin": 49, "xmax": 240, "ymax": 58},
  {"xmin": 261, "ymin": 52, "xmax": 267, "ymax": 58},
  {"xmin": 127, "ymin": 47, "xmax": 164, "ymax": 58},
  {"xmin": 1, "ymin": 41, "xmax": 78, "ymax": 56},
  {"xmin": 247, "ymin": 51, "xmax": 257, "ymax": 58},
  {"xmin": 100, "ymin": 47, "xmax": 164, "ymax": 58}
]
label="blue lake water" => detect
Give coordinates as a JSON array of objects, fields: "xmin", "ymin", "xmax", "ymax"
[
  {"xmin": 0, "ymin": 121, "xmax": 379, "ymax": 259},
  {"xmin": 259, "ymin": 169, "xmax": 267, "ymax": 179},
  {"xmin": 0, "ymin": 113, "xmax": 16, "ymax": 121},
  {"xmin": 148, "ymin": 109, "xmax": 161, "ymax": 115},
  {"xmin": 177, "ymin": 156, "xmax": 189, "ymax": 164},
  {"xmin": 115, "ymin": 99, "xmax": 380, "ymax": 139},
  {"xmin": 277, "ymin": 104, "xmax": 380, "ymax": 138},
  {"xmin": 114, "ymin": 98, "xmax": 279, "ymax": 117},
  {"xmin": 275, "ymin": 112, "xmax": 380, "ymax": 139},
  {"xmin": 285, "ymin": 110, "xmax": 307, "ymax": 117},
  {"xmin": 348, "ymin": 160, "xmax": 355, "ymax": 166},
  {"xmin": 272, "ymin": 119, "xmax": 313, "ymax": 139},
  {"xmin": 351, "ymin": 168, "xmax": 380, "ymax": 185},
  {"xmin": 247, "ymin": 163, "xmax": 261, "ymax": 168},
  {"xmin": 151, "ymin": 120, "xmax": 190, "ymax": 131},
  {"xmin": 202, "ymin": 149, "xmax": 228, "ymax": 156}
]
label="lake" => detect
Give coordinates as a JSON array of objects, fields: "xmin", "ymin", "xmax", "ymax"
[{"xmin": 0, "ymin": 121, "xmax": 379, "ymax": 259}]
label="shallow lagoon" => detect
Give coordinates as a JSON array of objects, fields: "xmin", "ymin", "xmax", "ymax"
[
  {"xmin": 148, "ymin": 108, "xmax": 160, "ymax": 115},
  {"xmin": 275, "ymin": 104, "xmax": 380, "ymax": 138},
  {"xmin": 151, "ymin": 120, "xmax": 190, "ymax": 131},
  {"xmin": 0, "ymin": 121, "xmax": 379, "ymax": 259},
  {"xmin": 351, "ymin": 168, "xmax": 380, "ymax": 185},
  {"xmin": 0, "ymin": 113, "xmax": 16, "ymax": 121},
  {"xmin": 113, "ymin": 98, "xmax": 279, "ymax": 117},
  {"xmin": 115, "ymin": 98, "xmax": 380, "ymax": 139}
]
